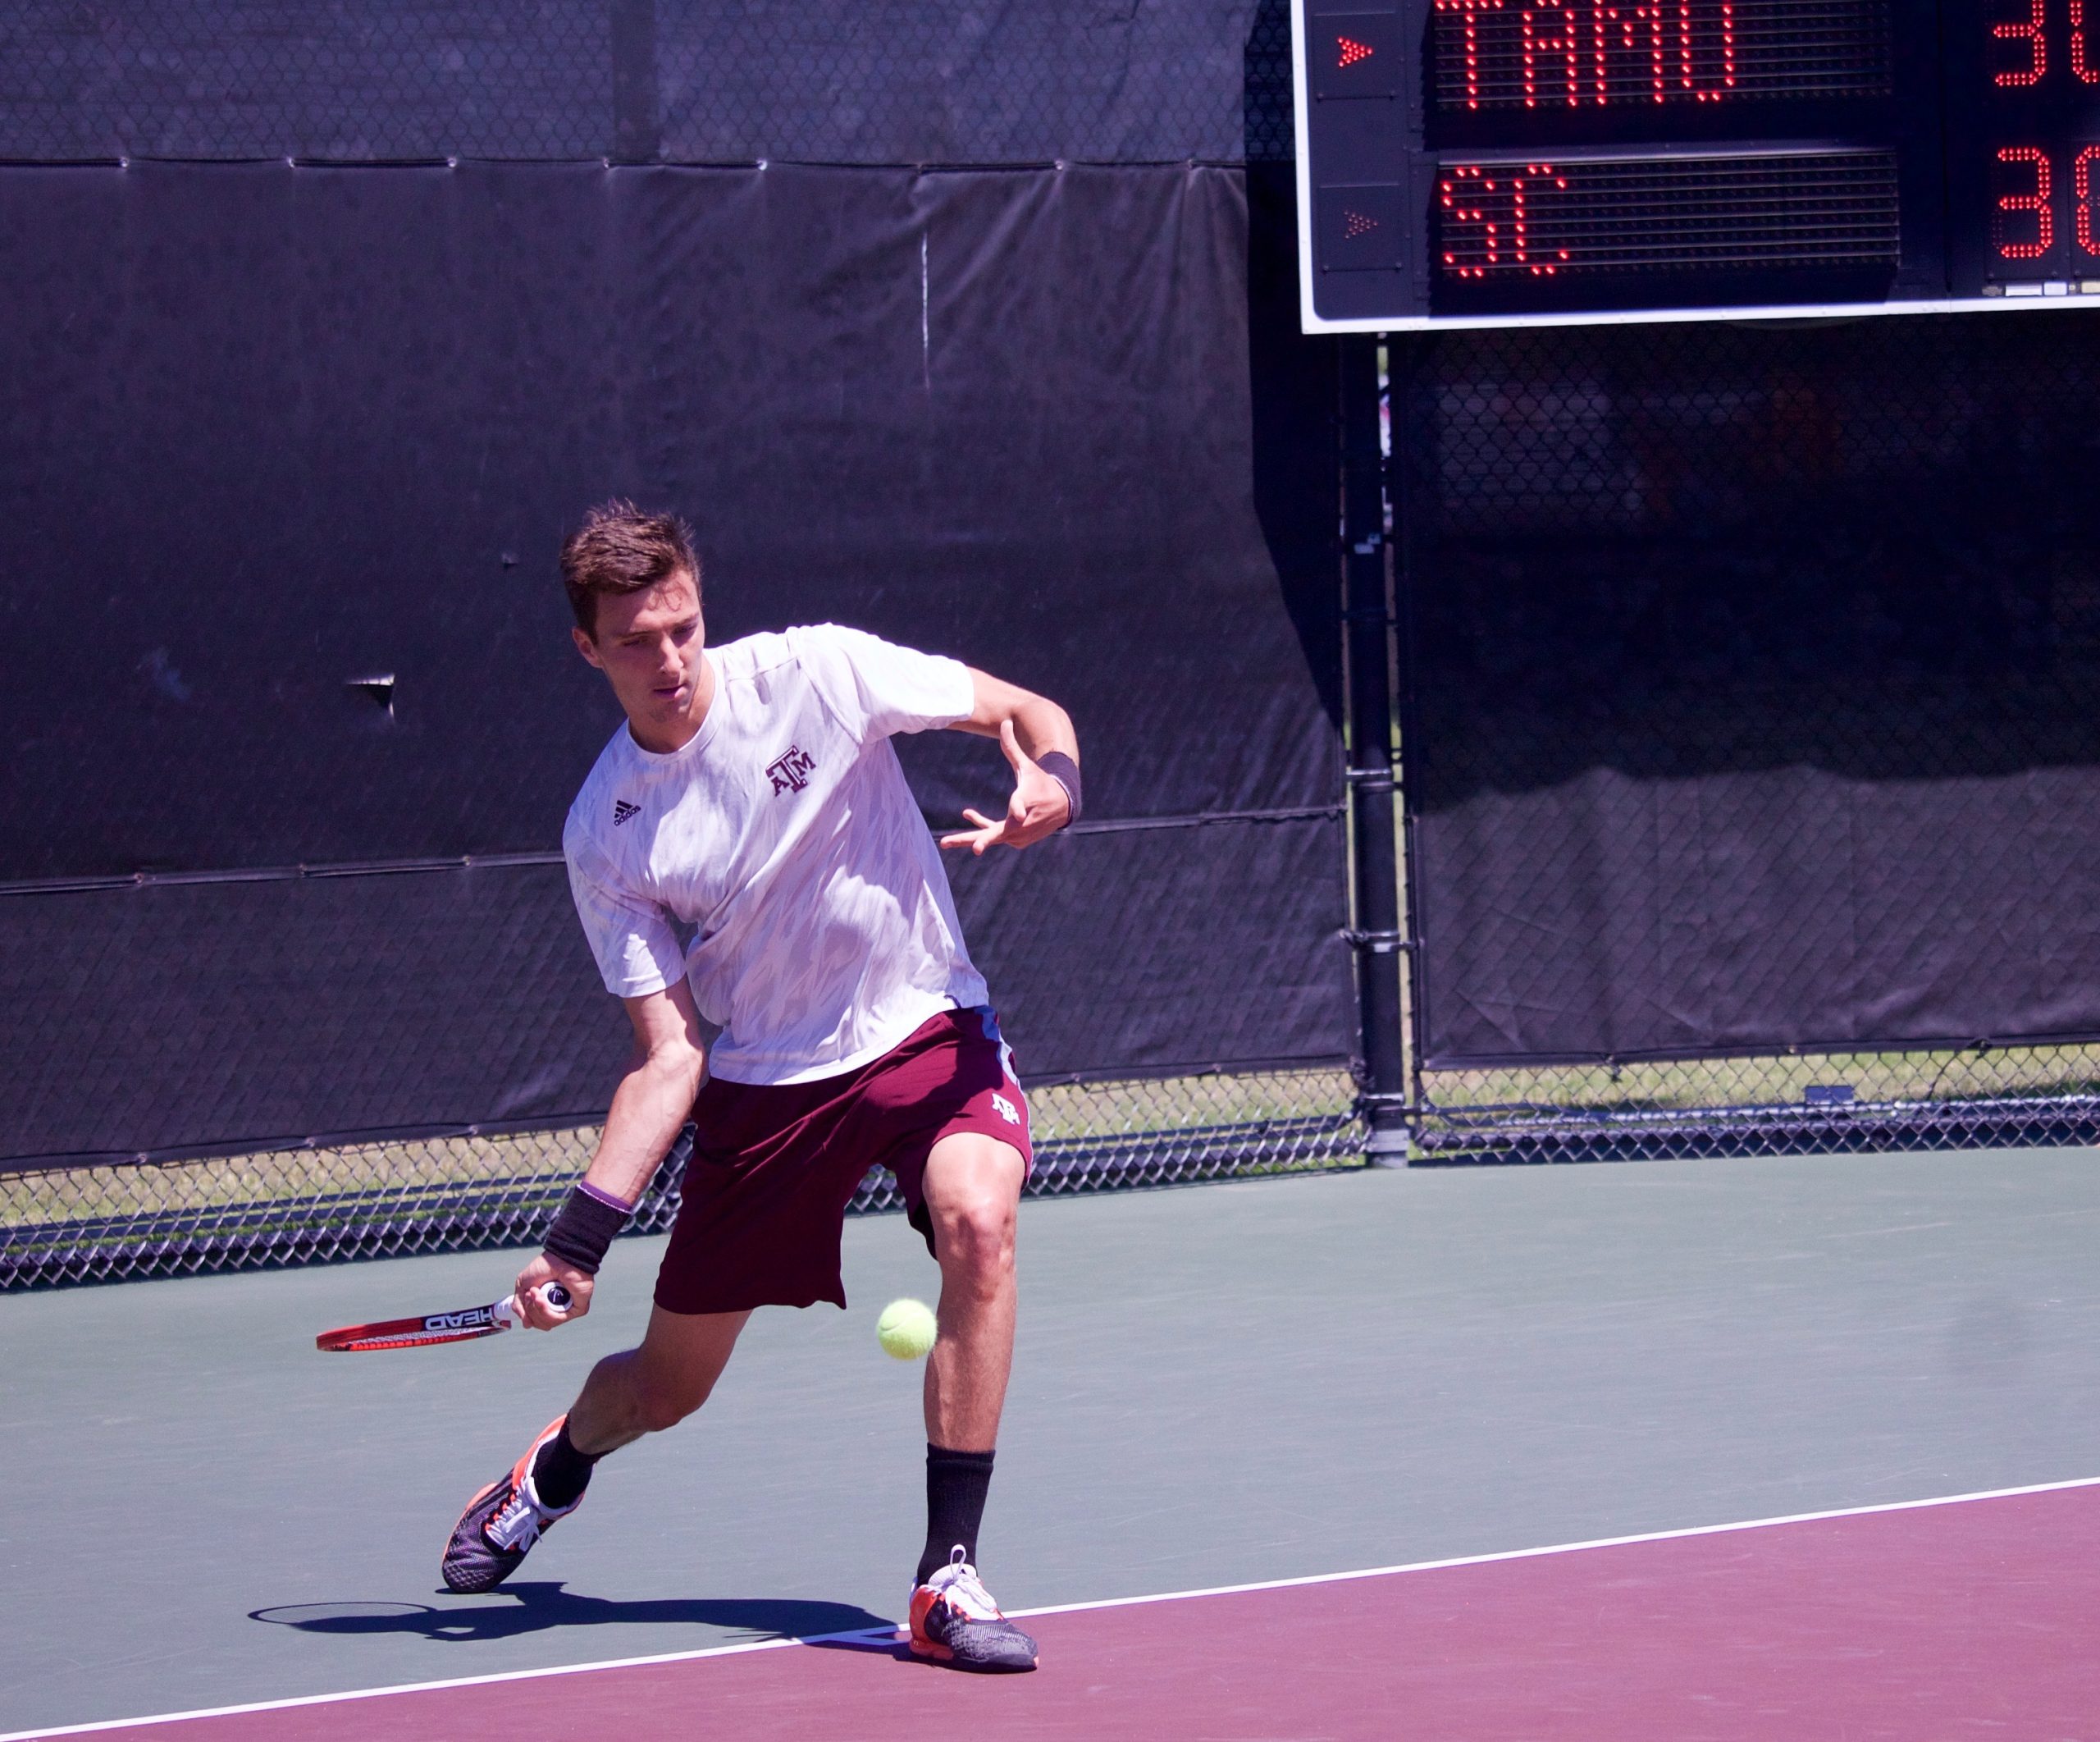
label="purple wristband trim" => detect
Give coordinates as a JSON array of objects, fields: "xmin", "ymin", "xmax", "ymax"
[{"xmin": 578, "ymin": 1179, "xmax": 637, "ymax": 1213}]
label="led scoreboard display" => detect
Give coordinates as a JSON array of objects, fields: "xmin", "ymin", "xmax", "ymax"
[{"xmin": 1292, "ymin": 0, "xmax": 2100, "ymax": 327}]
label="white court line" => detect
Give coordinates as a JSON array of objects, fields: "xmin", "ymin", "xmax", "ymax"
[{"xmin": 9, "ymin": 1472, "xmax": 2098, "ymax": 1741}]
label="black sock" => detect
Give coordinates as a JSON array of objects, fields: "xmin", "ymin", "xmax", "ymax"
[
  {"xmin": 918, "ymin": 1445, "xmax": 997, "ymax": 1585},
  {"xmin": 530, "ymin": 1419, "xmax": 604, "ymax": 1511}
]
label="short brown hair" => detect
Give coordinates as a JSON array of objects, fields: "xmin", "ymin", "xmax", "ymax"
[{"xmin": 559, "ymin": 500, "xmax": 701, "ymax": 636}]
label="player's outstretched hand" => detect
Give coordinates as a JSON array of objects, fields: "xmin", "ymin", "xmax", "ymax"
[
  {"xmin": 513, "ymin": 1251, "xmax": 592, "ymax": 1329},
  {"xmin": 940, "ymin": 720, "xmax": 1072, "ymax": 855}
]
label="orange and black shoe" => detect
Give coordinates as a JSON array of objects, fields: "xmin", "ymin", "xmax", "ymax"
[
  {"xmin": 440, "ymin": 1416, "xmax": 582, "ymax": 1593},
  {"xmin": 907, "ymin": 1547, "xmax": 1039, "ymax": 1671}
]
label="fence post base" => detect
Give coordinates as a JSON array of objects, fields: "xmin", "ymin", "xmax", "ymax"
[{"xmin": 1363, "ymin": 1115, "xmax": 1412, "ymax": 1167}]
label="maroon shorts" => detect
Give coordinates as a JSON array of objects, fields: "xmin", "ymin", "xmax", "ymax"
[{"xmin": 653, "ymin": 1006, "xmax": 1033, "ymax": 1315}]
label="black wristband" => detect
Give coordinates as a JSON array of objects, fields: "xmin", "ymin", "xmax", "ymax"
[
  {"xmin": 541, "ymin": 1184, "xmax": 632, "ymax": 1275},
  {"xmin": 1036, "ymin": 751, "xmax": 1081, "ymax": 829}
]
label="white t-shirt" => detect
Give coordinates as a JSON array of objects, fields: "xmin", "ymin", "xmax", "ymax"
[{"xmin": 562, "ymin": 623, "xmax": 990, "ymax": 1085}]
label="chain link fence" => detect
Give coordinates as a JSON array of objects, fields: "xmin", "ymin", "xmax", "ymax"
[
  {"xmin": 0, "ymin": 1068, "xmax": 1363, "ymax": 1290},
  {"xmin": 1413, "ymin": 1044, "xmax": 2100, "ymax": 1164},
  {"xmin": 1392, "ymin": 313, "xmax": 2100, "ymax": 1167}
]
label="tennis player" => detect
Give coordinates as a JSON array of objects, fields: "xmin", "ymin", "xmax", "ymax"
[{"xmin": 438, "ymin": 503, "xmax": 1075, "ymax": 1674}]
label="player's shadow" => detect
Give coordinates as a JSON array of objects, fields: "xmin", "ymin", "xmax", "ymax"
[{"xmin": 250, "ymin": 1583, "xmax": 895, "ymax": 1648}]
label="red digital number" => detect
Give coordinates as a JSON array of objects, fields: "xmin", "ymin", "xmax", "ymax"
[
  {"xmin": 1992, "ymin": 0, "xmax": 2100, "ymax": 81},
  {"xmin": 1997, "ymin": 146, "xmax": 2054, "ymax": 258},
  {"xmin": 1988, "ymin": 144, "xmax": 2100, "ymax": 263},
  {"xmin": 2079, "ymin": 144, "xmax": 2100, "ymax": 253},
  {"xmin": 1995, "ymin": 0, "xmax": 2048, "ymax": 85}
]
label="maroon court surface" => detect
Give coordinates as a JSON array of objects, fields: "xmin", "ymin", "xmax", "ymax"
[{"xmin": 60, "ymin": 1481, "xmax": 2100, "ymax": 1740}]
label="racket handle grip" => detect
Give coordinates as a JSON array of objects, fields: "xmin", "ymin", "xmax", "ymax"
[{"xmin": 495, "ymin": 1282, "xmax": 575, "ymax": 1327}]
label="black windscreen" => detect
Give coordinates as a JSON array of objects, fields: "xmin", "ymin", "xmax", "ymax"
[
  {"xmin": 1400, "ymin": 312, "xmax": 2100, "ymax": 1066},
  {"xmin": 0, "ymin": 158, "xmax": 1352, "ymax": 1163}
]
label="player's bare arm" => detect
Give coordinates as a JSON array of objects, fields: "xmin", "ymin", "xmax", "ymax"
[
  {"xmin": 940, "ymin": 669, "xmax": 1080, "ymax": 854},
  {"xmin": 512, "ymin": 979, "xmax": 707, "ymax": 1328}
]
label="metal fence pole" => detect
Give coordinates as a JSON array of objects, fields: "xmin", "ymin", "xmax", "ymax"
[
  {"xmin": 1340, "ymin": 333, "xmax": 1409, "ymax": 1164},
  {"xmin": 1386, "ymin": 337, "xmax": 1431, "ymax": 1132}
]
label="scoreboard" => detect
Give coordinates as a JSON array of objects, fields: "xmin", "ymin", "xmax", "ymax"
[{"xmin": 1292, "ymin": 0, "xmax": 2100, "ymax": 327}]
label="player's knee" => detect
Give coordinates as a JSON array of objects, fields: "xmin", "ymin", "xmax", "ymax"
[{"xmin": 936, "ymin": 1191, "xmax": 1016, "ymax": 1284}]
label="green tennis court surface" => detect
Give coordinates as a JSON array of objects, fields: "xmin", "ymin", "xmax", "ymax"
[{"xmin": 7, "ymin": 1150, "xmax": 2099, "ymax": 1735}]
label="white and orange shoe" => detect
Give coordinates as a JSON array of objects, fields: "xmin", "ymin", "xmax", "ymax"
[
  {"xmin": 908, "ymin": 1547, "xmax": 1039, "ymax": 1671},
  {"xmin": 440, "ymin": 1416, "xmax": 582, "ymax": 1593}
]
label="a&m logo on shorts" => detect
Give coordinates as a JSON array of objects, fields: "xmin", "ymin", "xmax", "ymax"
[
  {"xmin": 766, "ymin": 745, "xmax": 816, "ymax": 795},
  {"xmin": 991, "ymin": 1091, "xmax": 1020, "ymax": 1126}
]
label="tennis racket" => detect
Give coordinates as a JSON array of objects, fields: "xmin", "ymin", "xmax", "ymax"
[{"xmin": 316, "ymin": 1282, "xmax": 573, "ymax": 1353}]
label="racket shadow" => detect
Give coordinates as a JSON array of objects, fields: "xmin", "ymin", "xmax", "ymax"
[{"xmin": 251, "ymin": 1584, "xmax": 894, "ymax": 1647}]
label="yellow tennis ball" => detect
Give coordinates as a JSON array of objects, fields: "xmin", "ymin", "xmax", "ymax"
[{"xmin": 877, "ymin": 1297, "xmax": 938, "ymax": 1360}]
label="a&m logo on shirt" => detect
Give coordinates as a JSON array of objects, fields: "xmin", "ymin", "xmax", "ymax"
[{"xmin": 766, "ymin": 745, "xmax": 816, "ymax": 796}]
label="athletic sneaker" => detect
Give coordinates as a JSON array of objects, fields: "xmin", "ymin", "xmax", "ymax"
[
  {"xmin": 908, "ymin": 1547, "xmax": 1039, "ymax": 1671},
  {"xmin": 441, "ymin": 1416, "xmax": 582, "ymax": 1593}
]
